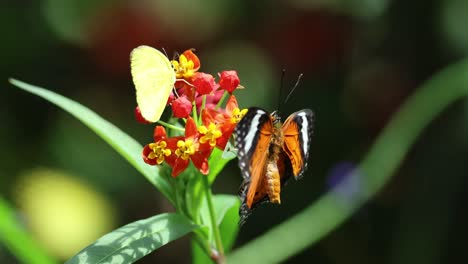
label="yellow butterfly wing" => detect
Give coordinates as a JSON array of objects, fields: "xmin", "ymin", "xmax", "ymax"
[{"xmin": 130, "ymin": 45, "xmax": 176, "ymax": 122}]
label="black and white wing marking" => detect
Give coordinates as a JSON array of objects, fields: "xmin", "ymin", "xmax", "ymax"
[
  {"xmin": 234, "ymin": 107, "xmax": 271, "ymax": 181},
  {"xmin": 282, "ymin": 109, "xmax": 314, "ymax": 179},
  {"xmin": 294, "ymin": 109, "xmax": 314, "ymax": 173}
]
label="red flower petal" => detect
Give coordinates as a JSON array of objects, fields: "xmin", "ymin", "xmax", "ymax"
[
  {"xmin": 216, "ymin": 135, "xmax": 230, "ymax": 150},
  {"xmin": 185, "ymin": 117, "xmax": 198, "ymax": 139},
  {"xmin": 219, "ymin": 70, "xmax": 240, "ymax": 93},
  {"xmin": 174, "ymin": 80, "xmax": 186, "ymax": 89},
  {"xmin": 182, "ymin": 49, "xmax": 200, "ymax": 71},
  {"xmin": 195, "ymin": 89, "xmax": 224, "ymax": 110},
  {"xmin": 165, "ymin": 137, "xmax": 183, "ymax": 149},
  {"xmin": 191, "ymin": 154, "xmax": 209, "ymax": 175},
  {"xmin": 193, "ymin": 72, "xmax": 217, "ymax": 95},
  {"xmin": 165, "ymin": 136, "xmax": 184, "ymax": 169},
  {"xmin": 135, "ymin": 106, "xmax": 151, "ymax": 124},
  {"xmin": 225, "ymin": 95, "xmax": 239, "ymax": 114},
  {"xmin": 172, "ymin": 96, "xmax": 192, "ymax": 118},
  {"xmin": 153, "ymin": 126, "xmax": 167, "ymax": 142},
  {"xmin": 217, "ymin": 122, "xmax": 236, "ymax": 150},
  {"xmin": 201, "ymin": 109, "xmax": 216, "ymax": 126},
  {"xmin": 175, "ymin": 82, "xmax": 196, "ymax": 102},
  {"xmin": 171, "ymin": 158, "xmax": 190, "ymax": 177},
  {"xmin": 192, "ymin": 142, "xmax": 212, "ymax": 175},
  {"xmin": 142, "ymin": 144, "xmax": 157, "ymax": 165},
  {"xmin": 199, "ymin": 141, "xmax": 214, "ymax": 152},
  {"xmin": 167, "ymin": 92, "xmax": 175, "ymax": 105}
]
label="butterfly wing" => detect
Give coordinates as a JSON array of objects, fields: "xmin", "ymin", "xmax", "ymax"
[
  {"xmin": 235, "ymin": 107, "xmax": 273, "ymax": 223},
  {"xmin": 281, "ymin": 109, "xmax": 314, "ymax": 179},
  {"xmin": 130, "ymin": 45, "xmax": 176, "ymax": 122}
]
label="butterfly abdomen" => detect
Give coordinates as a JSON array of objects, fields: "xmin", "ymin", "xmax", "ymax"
[
  {"xmin": 265, "ymin": 162, "xmax": 281, "ymax": 204},
  {"xmin": 264, "ymin": 125, "xmax": 284, "ymax": 204}
]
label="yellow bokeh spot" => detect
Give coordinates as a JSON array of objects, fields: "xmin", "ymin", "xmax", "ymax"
[{"xmin": 13, "ymin": 168, "xmax": 116, "ymax": 260}]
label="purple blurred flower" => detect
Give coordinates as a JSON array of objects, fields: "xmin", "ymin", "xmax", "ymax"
[{"xmin": 326, "ymin": 161, "xmax": 363, "ymax": 204}]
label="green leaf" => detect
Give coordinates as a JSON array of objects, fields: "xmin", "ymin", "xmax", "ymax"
[
  {"xmin": 207, "ymin": 148, "xmax": 234, "ymax": 185},
  {"xmin": 193, "ymin": 195, "xmax": 240, "ymax": 263},
  {"xmin": 218, "ymin": 197, "xmax": 240, "ymax": 253},
  {"xmin": 191, "ymin": 238, "xmax": 209, "ymax": 264},
  {"xmin": 185, "ymin": 173, "xmax": 204, "ymax": 223},
  {"xmin": 212, "ymin": 195, "xmax": 240, "ymax": 227},
  {"xmin": 9, "ymin": 79, "xmax": 175, "ymax": 205},
  {"xmin": 65, "ymin": 213, "xmax": 198, "ymax": 264},
  {"xmin": 227, "ymin": 58, "xmax": 468, "ymax": 263},
  {"xmin": 0, "ymin": 197, "xmax": 57, "ymax": 264},
  {"xmin": 191, "ymin": 227, "xmax": 211, "ymax": 263},
  {"xmin": 199, "ymin": 195, "xmax": 239, "ymax": 234},
  {"xmin": 194, "ymin": 194, "xmax": 240, "ymax": 263}
]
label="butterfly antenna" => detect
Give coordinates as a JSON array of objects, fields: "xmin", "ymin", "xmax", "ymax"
[
  {"xmin": 172, "ymin": 86, "xmax": 179, "ymax": 98},
  {"xmin": 277, "ymin": 69, "xmax": 286, "ymax": 114},
  {"xmin": 284, "ymin": 73, "xmax": 303, "ymax": 105},
  {"xmin": 161, "ymin": 47, "xmax": 169, "ymax": 58}
]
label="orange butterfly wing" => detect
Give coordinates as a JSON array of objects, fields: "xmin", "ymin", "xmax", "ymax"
[
  {"xmin": 282, "ymin": 109, "xmax": 314, "ymax": 179},
  {"xmin": 235, "ymin": 108, "xmax": 273, "ymax": 224},
  {"xmin": 245, "ymin": 121, "xmax": 272, "ymax": 208}
]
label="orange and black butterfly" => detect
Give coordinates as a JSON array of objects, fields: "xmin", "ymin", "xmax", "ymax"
[{"xmin": 235, "ymin": 107, "xmax": 314, "ymax": 224}]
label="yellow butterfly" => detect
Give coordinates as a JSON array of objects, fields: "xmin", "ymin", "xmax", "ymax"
[{"xmin": 130, "ymin": 45, "xmax": 176, "ymax": 122}]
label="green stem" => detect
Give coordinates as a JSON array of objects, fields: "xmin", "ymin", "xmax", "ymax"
[
  {"xmin": 227, "ymin": 59, "xmax": 468, "ymax": 263},
  {"xmin": 0, "ymin": 197, "xmax": 57, "ymax": 264},
  {"xmin": 173, "ymin": 178, "xmax": 188, "ymax": 218},
  {"xmin": 202, "ymin": 176, "xmax": 225, "ymax": 262},
  {"xmin": 202, "ymin": 95, "xmax": 207, "ymax": 111},
  {"xmin": 198, "ymin": 95, "xmax": 207, "ymax": 124},
  {"xmin": 215, "ymin": 91, "xmax": 229, "ymax": 109},
  {"xmin": 193, "ymin": 231, "xmax": 212, "ymax": 257},
  {"xmin": 192, "ymin": 101, "xmax": 199, "ymax": 125},
  {"xmin": 157, "ymin": 120, "xmax": 185, "ymax": 132}
]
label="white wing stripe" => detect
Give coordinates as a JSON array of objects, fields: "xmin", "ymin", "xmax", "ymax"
[
  {"xmin": 243, "ymin": 110, "xmax": 263, "ymax": 154},
  {"xmin": 298, "ymin": 112, "xmax": 309, "ymax": 156}
]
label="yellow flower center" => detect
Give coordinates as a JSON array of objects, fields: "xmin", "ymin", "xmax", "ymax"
[
  {"xmin": 230, "ymin": 108, "xmax": 248, "ymax": 124},
  {"xmin": 171, "ymin": 55, "xmax": 195, "ymax": 79},
  {"xmin": 175, "ymin": 139, "xmax": 195, "ymax": 160},
  {"xmin": 198, "ymin": 123, "xmax": 222, "ymax": 147},
  {"xmin": 148, "ymin": 141, "xmax": 171, "ymax": 164}
]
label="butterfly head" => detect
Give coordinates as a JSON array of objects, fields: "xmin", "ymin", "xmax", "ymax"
[{"xmin": 270, "ymin": 110, "xmax": 282, "ymax": 126}]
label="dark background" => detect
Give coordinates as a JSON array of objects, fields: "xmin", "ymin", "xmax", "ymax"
[{"xmin": 2, "ymin": 0, "xmax": 468, "ymax": 263}]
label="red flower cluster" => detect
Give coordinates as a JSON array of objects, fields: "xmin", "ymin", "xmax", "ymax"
[
  {"xmin": 201, "ymin": 96, "xmax": 247, "ymax": 150},
  {"xmin": 142, "ymin": 118, "xmax": 210, "ymax": 176},
  {"xmin": 140, "ymin": 48, "xmax": 246, "ymax": 177},
  {"xmin": 142, "ymin": 95, "xmax": 246, "ymax": 177},
  {"xmin": 170, "ymin": 49, "xmax": 241, "ymax": 118}
]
